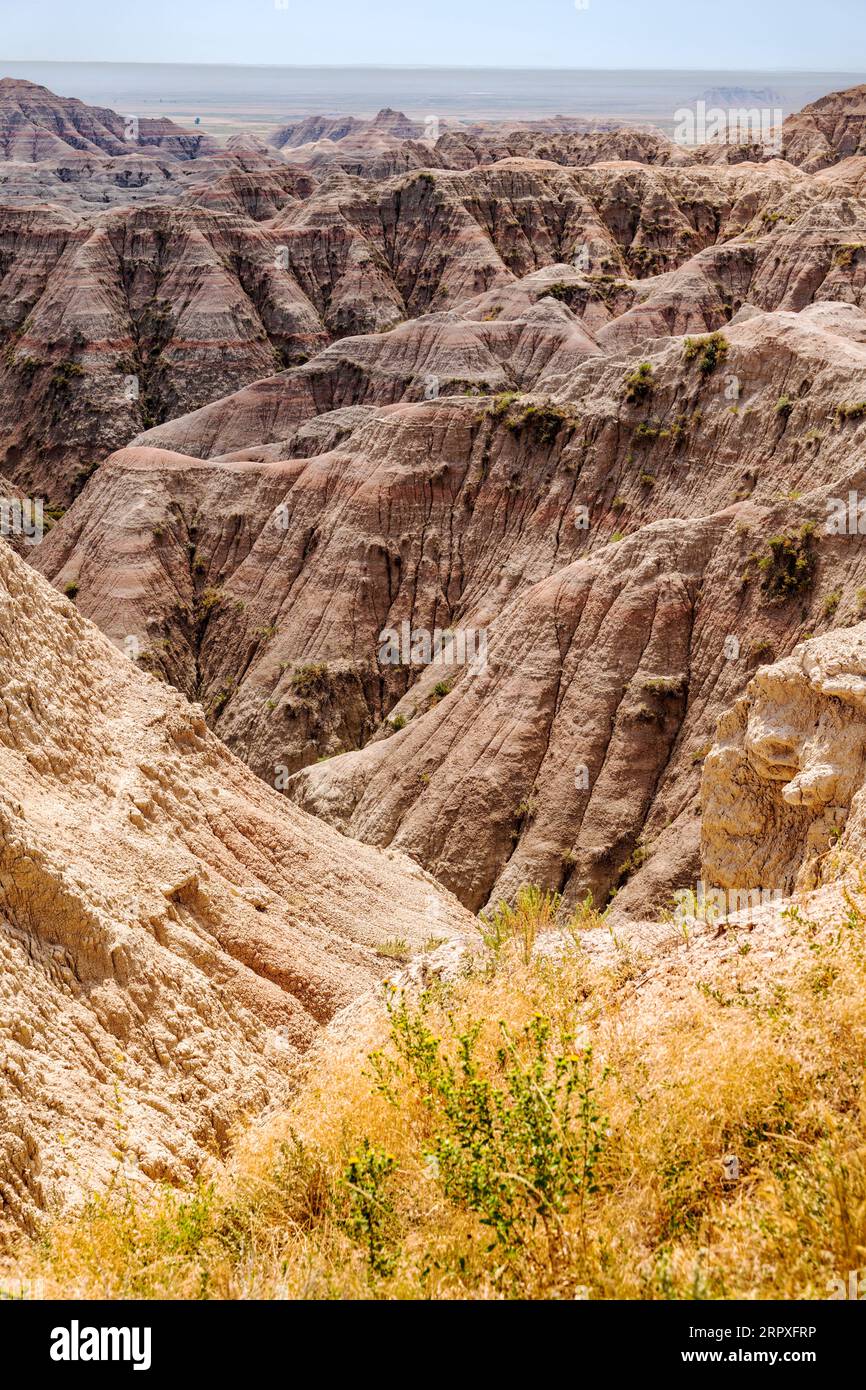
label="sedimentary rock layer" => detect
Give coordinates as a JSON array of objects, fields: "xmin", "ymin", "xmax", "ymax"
[{"xmin": 0, "ymin": 541, "xmax": 470, "ymax": 1238}]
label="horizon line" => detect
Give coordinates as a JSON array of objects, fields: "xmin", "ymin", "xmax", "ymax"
[{"xmin": 3, "ymin": 59, "xmax": 864, "ymax": 75}]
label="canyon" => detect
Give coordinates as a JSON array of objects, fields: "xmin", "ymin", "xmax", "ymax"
[{"xmin": 2, "ymin": 76, "xmax": 866, "ymax": 1245}]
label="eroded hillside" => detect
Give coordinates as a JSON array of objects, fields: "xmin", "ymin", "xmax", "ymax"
[
  {"xmin": 5, "ymin": 82, "xmax": 866, "ymax": 930},
  {"xmin": 0, "ymin": 540, "xmax": 470, "ymax": 1241},
  {"xmin": 4, "ymin": 76, "xmax": 866, "ymax": 1273},
  {"xmin": 33, "ymin": 294, "xmax": 866, "ymax": 912}
]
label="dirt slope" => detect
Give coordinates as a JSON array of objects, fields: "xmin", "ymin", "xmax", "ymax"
[{"xmin": 0, "ymin": 539, "xmax": 471, "ymax": 1239}]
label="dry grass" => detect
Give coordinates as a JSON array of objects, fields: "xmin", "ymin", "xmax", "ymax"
[{"xmin": 8, "ymin": 887, "xmax": 866, "ymax": 1300}]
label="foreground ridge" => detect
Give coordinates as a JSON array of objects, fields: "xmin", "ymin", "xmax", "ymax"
[{"xmin": 0, "ymin": 541, "xmax": 470, "ymax": 1238}]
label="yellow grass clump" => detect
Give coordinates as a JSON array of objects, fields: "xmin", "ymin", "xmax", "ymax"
[{"xmin": 7, "ymin": 885, "xmax": 866, "ymax": 1300}]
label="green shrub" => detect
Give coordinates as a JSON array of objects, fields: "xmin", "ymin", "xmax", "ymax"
[
  {"xmin": 488, "ymin": 394, "xmax": 575, "ymax": 444},
  {"xmin": 197, "ymin": 587, "xmax": 223, "ymax": 615},
  {"xmin": 641, "ymin": 675, "xmax": 685, "ymax": 696},
  {"xmin": 754, "ymin": 523, "xmax": 816, "ymax": 602},
  {"xmin": 632, "ymin": 419, "xmax": 661, "ymax": 444},
  {"xmin": 833, "ymin": 243, "xmax": 863, "ymax": 269},
  {"xmin": 487, "ymin": 391, "xmax": 518, "ymax": 420},
  {"xmin": 376, "ymin": 996, "xmax": 608, "ymax": 1271},
  {"xmin": 375, "ymin": 938, "xmax": 411, "ymax": 962},
  {"xmin": 13, "ymin": 355, "xmax": 42, "ymax": 381},
  {"xmin": 748, "ymin": 639, "xmax": 776, "ymax": 665},
  {"xmin": 212, "ymin": 682, "xmax": 234, "ymax": 715},
  {"xmin": 623, "ymin": 361, "xmax": 654, "ymax": 403},
  {"xmin": 682, "ymin": 332, "xmax": 729, "ymax": 374},
  {"xmin": 291, "ymin": 663, "xmax": 329, "ymax": 695},
  {"xmin": 480, "ymin": 884, "xmax": 559, "ymax": 961},
  {"xmin": 545, "ymin": 282, "xmax": 578, "ymax": 302},
  {"xmin": 617, "ymin": 839, "xmax": 648, "ymax": 884},
  {"xmin": 341, "ymin": 1140, "xmax": 398, "ymax": 1277},
  {"xmin": 50, "ymin": 360, "xmax": 85, "ymax": 391},
  {"xmin": 823, "ymin": 589, "xmax": 842, "ymax": 617},
  {"xmin": 508, "ymin": 402, "xmax": 572, "ymax": 445}
]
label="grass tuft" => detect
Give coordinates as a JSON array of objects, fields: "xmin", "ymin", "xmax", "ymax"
[{"xmin": 10, "ymin": 886, "xmax": 866, "ymax": 1300}]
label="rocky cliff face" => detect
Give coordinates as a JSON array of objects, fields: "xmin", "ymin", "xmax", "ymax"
[
  {"xmin": 9, "ymin": 85, "xmax": 866, "ymax": 912},
  {"xmin": 781, "ymin": 86, "xmax": 866, "ymax": 172},
  {"xmin": 0, "ymin": 78, "xmax": 220, "ymax": 162},
  {"xmin": 0, "ymin": 540, "xmax": 470, "ymax": 1239},
  {"xmin": 6, "ymin": 76, "xmax": 866, "ymax": 1242},
  {"xmin": 0, "ymin": 79, "xmax": 281, "ymax": 211},
  {"xmin": 4, "ymin": 148, "xmax": 860, "ymax": 503},
  {"xmin": 33, "ymin": 292, "xmax": 866, "ymax": 913},
  {"xmin": 0, "ymin": 202, "xmax": 326, "ymax": 499},
  {"xmin": 702, "ymin": 624, "xmax": 866, "ymax": 899}
]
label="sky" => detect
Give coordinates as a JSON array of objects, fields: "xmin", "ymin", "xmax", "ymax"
[{"xmin": 1, "ymin": 0, "xmax": 864, "ymax": 71}]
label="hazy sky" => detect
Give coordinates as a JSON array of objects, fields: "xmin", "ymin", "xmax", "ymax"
[{"xmin": 1, "ymin": 0, "xmax": 864, "ymax": 70}]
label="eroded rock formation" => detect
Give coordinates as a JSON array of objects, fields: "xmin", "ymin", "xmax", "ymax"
[
  {"xmin": 0, "ymin": 541, "xmax": 470, "ymax": 1239},
  {"xmin": 6, "ymin": 75, "xmax": 866, "ymax": 1240},
  {"xmin": 32, "ymin": 292, "xmax": 866, "ymax": 913},
  {"xmin": 703, "ymin": 625, "xmax": 866, "ymax": 897}
]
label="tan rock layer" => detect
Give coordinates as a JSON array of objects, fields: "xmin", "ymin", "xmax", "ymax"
[
  {"xmin": 0, "ymin": 540, "xmax": 471, "ymax": 1239},
  {"xmin": 702, "ymin": 625, "xmax": 866, "ymax": 897}
]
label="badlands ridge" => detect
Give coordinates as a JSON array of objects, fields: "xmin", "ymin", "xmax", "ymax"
[{"xmin": 2, "ymin": 78, "xmax": 866, "ymax": 1238}]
